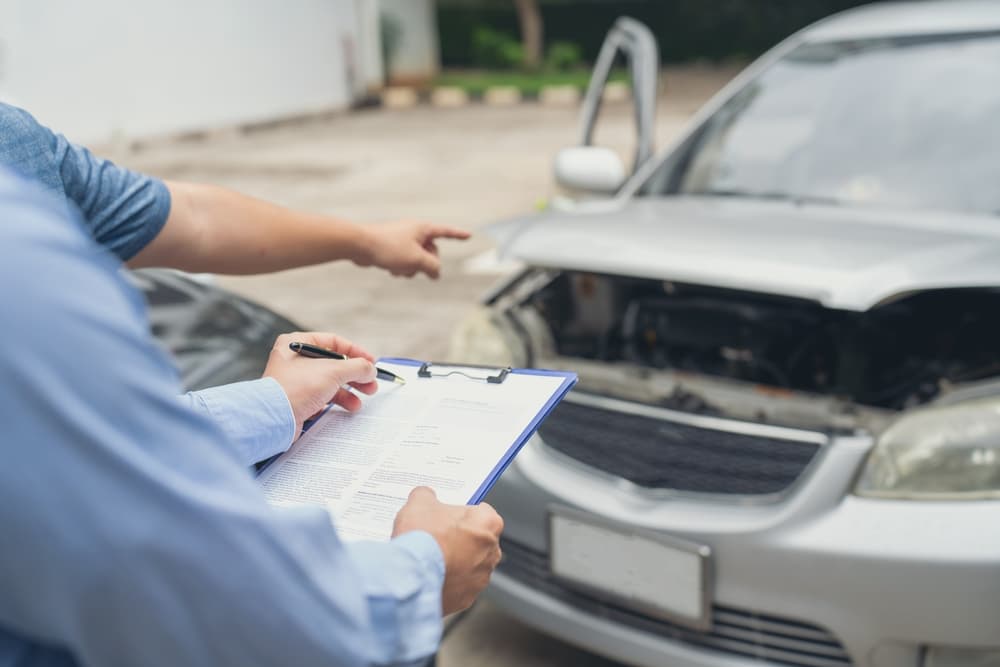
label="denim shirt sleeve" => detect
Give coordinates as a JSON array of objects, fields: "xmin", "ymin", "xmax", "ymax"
[
  {"xmin": 0, "ymin": 171, "xmax": 444, "ymax": 667},
  {"xmin": 0, "ymin": 102, "xmax": 171, "ymax": 261},
  {"xmin": 182, "ymin": 378, "xmax": 297, "ymax": 466}
]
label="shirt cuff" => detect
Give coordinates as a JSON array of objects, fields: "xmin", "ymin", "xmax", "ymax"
[
  {"xmin": 184, "ymin": 377, "xmax": 296, "ymax": 466},
  {"xmin": 345, "ymin": 531, "xmax": 445, "ymax": 665}
]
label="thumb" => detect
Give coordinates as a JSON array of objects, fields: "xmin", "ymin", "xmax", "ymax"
[
  {"xmin": 408, "ymin": 486, "xmax": 438, "ymax": 504},
  {"xmin": 327, "ymin": 357, "xmax": 376, "ymax": 386},
  {"xmin": 418, "ymin": 252, "xmax": 441, "ymax": 279}
]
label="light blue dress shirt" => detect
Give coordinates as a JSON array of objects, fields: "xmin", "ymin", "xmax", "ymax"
[{"xmin": 0, "ymin": 170, "xmax": 445, "ymax": 666}]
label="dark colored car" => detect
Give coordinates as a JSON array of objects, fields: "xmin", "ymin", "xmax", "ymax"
[{"xmin": 134, "ymin": 269, "xmax": 297, "ymax": 391}]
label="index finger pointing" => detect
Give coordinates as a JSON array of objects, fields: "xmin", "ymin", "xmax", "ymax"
[{"xmin": 427, "ymin": 225, "xmax": 471, "ymax": 241}]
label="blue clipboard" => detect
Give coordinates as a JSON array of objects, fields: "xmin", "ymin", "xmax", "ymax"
[
  {"xmin": 377, "ymin": 358, "xmax": 577, "ymax": 504},
  {"xmin": 257, "ymin": 358, "xmax": 577, "ymax": 504}
]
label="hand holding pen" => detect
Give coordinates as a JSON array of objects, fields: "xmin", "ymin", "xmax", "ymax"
[
  {"xmin": 262, "ymin": 332, "xmax": 388, "ymax": 435},
  {"xmin": 289, "ymin": 342, "xmax": 406, "ymax": 384}
]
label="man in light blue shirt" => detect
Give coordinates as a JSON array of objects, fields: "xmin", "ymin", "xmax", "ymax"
[{"xmin": 0, "ymin": 170, "xmax": 503, "ymax": 665}]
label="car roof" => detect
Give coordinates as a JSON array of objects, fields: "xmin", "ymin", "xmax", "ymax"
[{"xmin": 802, "ymin": 1, "xmax": 1000, "ymax": 42}]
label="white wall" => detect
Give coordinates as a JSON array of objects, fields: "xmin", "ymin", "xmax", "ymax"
[
  {"xmin": 379, "ymin": 0, "xmax": 440, "ymax": 83},
  {"xmin": 0, "ymin": 0, "xmax": 371, "ymax": 144}
]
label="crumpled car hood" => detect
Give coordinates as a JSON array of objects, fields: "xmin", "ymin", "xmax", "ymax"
[{"xmin": 491, "ymin": 197, "xmax": 1000, "ymax": 311}]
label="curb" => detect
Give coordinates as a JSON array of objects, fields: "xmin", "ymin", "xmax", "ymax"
[
  {"xmin": 538, "ymin": 84, "xmax": 581, "ymax": 107},
  {"xmin": 382, "ymin": 86, "xmax": 420, "ymax": 109},
  {"xmin": 379, "ymin": 83, "xmax": 630, "ymax": 110},
  {"xmin": 430, "ymin": 86, "xmax": 470, "ymax": 108},
  {"xmin": 483, "ymin": 86, "xmax": 522, "ymax": 106}
]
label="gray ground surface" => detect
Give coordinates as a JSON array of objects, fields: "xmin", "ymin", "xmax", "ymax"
[{"xmin": 118, "ymin": 64, "xmax": 737, "ymax": 667}]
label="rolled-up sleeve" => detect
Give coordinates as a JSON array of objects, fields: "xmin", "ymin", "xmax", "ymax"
[
  {"xmin": 0, "ymin": 173, "xmax": 442, "ymax": 667},
  {"xmin": 182, "ymin": 378, "xmax": 297, "ymax": 466},
  {"xmin": 0, "ymin": 102, "xmax": 171, "ymax": 261},
  {"xmin": 55, "ymin": 135, "xmax": 171, "ymax": 261}
]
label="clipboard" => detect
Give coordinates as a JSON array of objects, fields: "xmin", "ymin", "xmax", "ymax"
[
  {"xmin": 380, "ymin": 358, "xmax": 578, "ymax": 504},
  {"xmin": 256, "ymin": 357, "xmax": 577, "ymax": 541}
]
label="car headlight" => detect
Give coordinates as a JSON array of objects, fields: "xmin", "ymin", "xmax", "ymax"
[
  {"xmin": 447, "ymin": 306, "xmax": 526, "ymax": 368},
  {"xmin": 854, "ymin": 398, "xmax": 1000, "ymax": 500}
]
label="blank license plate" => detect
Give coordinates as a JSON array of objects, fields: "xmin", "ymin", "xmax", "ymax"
[{"xmin": 549, "ymin": 508, "xmax": 711, "ymax": 629}]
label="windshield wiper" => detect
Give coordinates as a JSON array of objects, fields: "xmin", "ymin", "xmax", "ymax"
[{"xmin": 700, "ymin": 189, "xmax": 842, "ymax": 206}]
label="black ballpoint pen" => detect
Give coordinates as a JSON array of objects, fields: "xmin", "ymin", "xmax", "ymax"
[{"xmin": 289, "ymin": 342, "xmax": 407, "ymax": 385}]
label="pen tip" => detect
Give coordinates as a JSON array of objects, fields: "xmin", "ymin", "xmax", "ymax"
[{"xmin": 394, "ymin": 376, "xmax": 407, "ymax": 386}]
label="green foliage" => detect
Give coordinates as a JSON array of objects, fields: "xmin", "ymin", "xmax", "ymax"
[
  {"xmin": 437, "ymin": 0, "xmax": 878, "ymax": 67},
  {"xmin": 471, "ymin": 26, "xmax": 525, "ymax": 69},
  {"xmin": 544, "ymin": 41, "xmax": 583, "ymax": 71}
]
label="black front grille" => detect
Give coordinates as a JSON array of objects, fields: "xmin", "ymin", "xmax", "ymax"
[
  {"xmin": 537, "ymin": 397, "xmax": 823, "ymax": 495},
  {"xmin": 499, "ymin": 538, "xmax": 853, "ymax": 667}
]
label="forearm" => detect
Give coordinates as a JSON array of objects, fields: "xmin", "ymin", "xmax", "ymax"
[{"xmin": 129, "ymin": 181, "xmax": 376, "ymax": 274}]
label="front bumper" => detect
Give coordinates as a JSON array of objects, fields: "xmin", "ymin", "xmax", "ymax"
[{"xmin": 485, "ymin": 428, "xmax": 1000, "ymax": 667}]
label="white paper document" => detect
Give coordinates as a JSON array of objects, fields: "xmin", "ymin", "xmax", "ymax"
[{"xmin": 257, "ymin": 361, "xmax": 573, "ymax": 542}]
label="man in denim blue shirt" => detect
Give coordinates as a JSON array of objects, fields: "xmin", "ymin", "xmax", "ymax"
[
  {"xmin": 0, "ymin": 101, "xmax": 470, "ymax": 277},
  {"xmin": 0, "ymin": 101, "xmax": 474, "ymax": 464},
  {"xmin": 0, "ymin": 168, "xmax": 503, "ymax": 665},
  {"xmin": 0, "ymin": 101, "xmax": 477, "ymax": 471}
]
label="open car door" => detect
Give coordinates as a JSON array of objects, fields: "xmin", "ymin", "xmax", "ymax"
[{"xmin": 553, "ymin": 17, "xmax": 660, "ymax": 199}]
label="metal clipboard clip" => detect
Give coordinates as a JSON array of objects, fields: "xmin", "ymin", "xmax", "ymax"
[{"xmin": 417, "ymin": 362, "xmax": 512, "ymax": 384}]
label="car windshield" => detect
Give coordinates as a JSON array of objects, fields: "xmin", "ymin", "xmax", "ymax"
[{"xmin": 642, "ymin": 32, "xmax": 1000, "ymax": 216}]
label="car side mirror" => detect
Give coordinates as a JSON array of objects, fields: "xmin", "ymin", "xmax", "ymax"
[{"xmin": 554, "ymin": 146, "xmax": 626, "ymax": 195}]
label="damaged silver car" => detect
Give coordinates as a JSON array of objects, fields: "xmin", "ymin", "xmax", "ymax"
[{"xmin": 450, "ymin": 4, "xmax": 1000, "ymax": 667}]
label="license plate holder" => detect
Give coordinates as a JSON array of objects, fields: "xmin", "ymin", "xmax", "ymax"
[{"xmin": 548, "ymin": 505, "xmax": 712, "ymax": 631}]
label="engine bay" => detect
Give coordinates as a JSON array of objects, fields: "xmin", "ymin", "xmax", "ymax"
[{"xmin": 501, "ymin": 270, "xmax": 1000, "ymax": 414}]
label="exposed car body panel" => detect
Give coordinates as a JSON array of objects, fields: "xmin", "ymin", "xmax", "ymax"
[{"xmin": 493, "ymin": 197, "xmax": 1000, "ymax": 311}]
